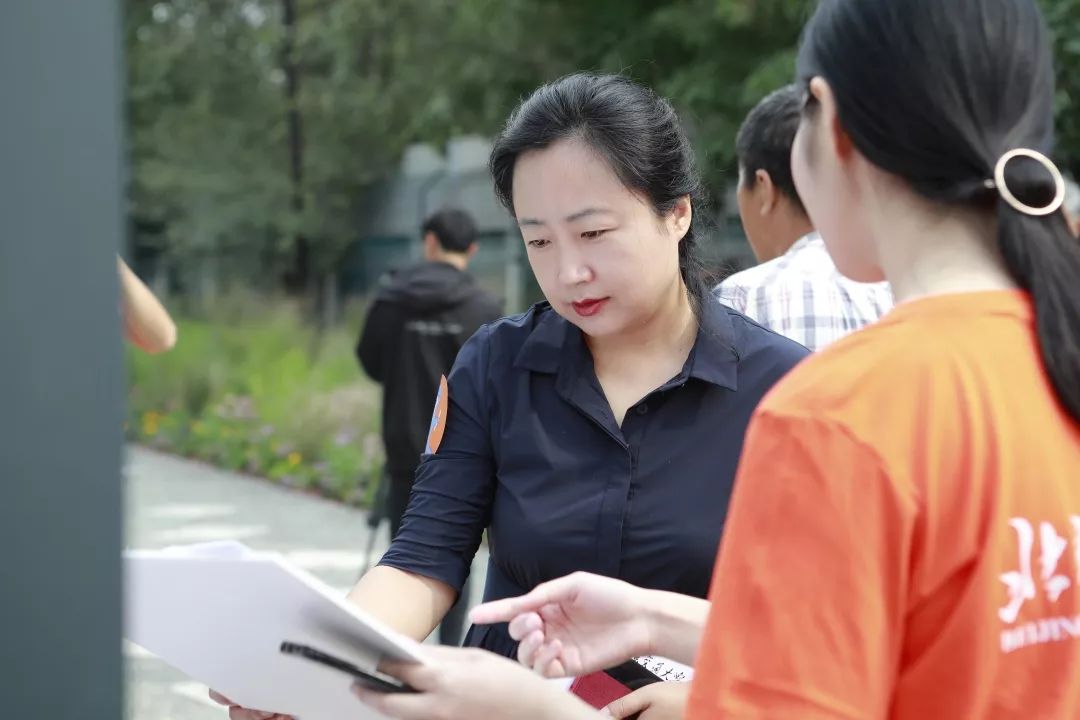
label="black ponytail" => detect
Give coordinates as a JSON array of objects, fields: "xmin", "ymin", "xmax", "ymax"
[
  {"xmin": 998, "ymin": 205, "xmax": 1080, "ymax": 419},
  {"xmin": 798, "ymin": 0, "xmax": 1080, "ymax": 423}
]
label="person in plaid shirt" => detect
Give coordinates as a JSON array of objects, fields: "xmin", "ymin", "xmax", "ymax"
[{"xmin": 716, "ymin": 85, "xmax": 892, "ymax": 350}]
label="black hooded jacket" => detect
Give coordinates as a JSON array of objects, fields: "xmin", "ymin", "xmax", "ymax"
[{"xmin": 357, "ymin": 261, "xmax": 502, "ymax": 477}]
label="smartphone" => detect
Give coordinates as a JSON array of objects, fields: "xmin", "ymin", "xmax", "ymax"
[
  {"xmin": 279, "ymin": 641, "xmax": 416, "ymax": 693},
  {"xmin": 604, "ymin": 659, "xmax": 665, "ymax": 691}
]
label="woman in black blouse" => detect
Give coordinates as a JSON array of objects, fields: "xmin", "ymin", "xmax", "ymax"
[
  {"xmin": 215, "ymin": 71, "xmax": 806, "ymax": 720},
  {"xmin": 367, "ymin": 73, "xmax": 806, "ymax": 658}
]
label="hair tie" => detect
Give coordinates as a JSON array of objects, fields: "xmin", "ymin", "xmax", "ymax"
[{"xmin": 982, "ymin": 148, "xmax": 1066, "ymax": 217}]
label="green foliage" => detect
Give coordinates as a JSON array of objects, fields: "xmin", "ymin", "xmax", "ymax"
[
  {"xmin": 122, "ymin": 0, "xmax": 814, "ymax": 275},
  {"xmin": 126, "ymin": 0, "xmax": 1080, "ymax": 277},
  {"xmin": 557, "ymin": 0, "xmax": 814, "ymax": 187},
  {"xmin": 1042, "ymin": 0, "xmax": 1080, "ymax": 175},
  {"xmin": 126, "ymin": 299, "xmax": 383, "ymax": 504},
  {"xmin": 124, "ymin": 0, "xmax": 1080, "ymax": 505}
]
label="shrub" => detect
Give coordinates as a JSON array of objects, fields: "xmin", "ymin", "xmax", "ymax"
[{"xmin": 125, "ymin": 297, "xmax": 384, "ymax": 506}]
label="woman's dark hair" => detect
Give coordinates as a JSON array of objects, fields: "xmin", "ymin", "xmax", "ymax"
[
  {"xmin": 798, "ymin": 0, "xmax": 1080, "ymax": 423},
  {"xmin": 489, "ymin": 73, "xmax": 711, "ymax": 312}
]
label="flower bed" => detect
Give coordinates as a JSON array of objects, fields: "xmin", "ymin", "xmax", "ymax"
[{"xmin": 125, "ymin": 304, "xmax": 384, "ymax": 506}]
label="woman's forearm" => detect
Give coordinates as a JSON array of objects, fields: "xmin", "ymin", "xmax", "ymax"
[
  {"xmin": 118, "ymin": 257, "xmax": 177, "ymax": 353},
  {"xmin": 645, "ymin": 590, "xmax": 711, "ymax": 666},
  {"xmin": 347, "ymin": 565, "xmax": 458, "ymax": 641}
]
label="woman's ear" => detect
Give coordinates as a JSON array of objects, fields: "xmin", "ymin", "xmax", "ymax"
[
  {"xmin": 669, "ymin": 195, "xmax": 693, "ymax": 242},
  {"xmin": 810, "ymin": 77, "xmax": 855, "ymax": 162}
]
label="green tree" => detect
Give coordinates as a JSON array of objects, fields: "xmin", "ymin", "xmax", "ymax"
[
  {"xmin": 124, "ymin": 0, "xmax": 1080, "ymax": 310},
  {"xmin": 126, "ymin": 0, "xmax": 290, "ymax": 290},
  {"xmin": 1042, "ymin": 0, "xmax": 1080, "ymax": 176}
]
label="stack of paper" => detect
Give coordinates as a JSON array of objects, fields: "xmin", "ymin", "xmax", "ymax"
[{"xmin": 124, "ymin": 541, "xmax": 425, "ymax": 720}]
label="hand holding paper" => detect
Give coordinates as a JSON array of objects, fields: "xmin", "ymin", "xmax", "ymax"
[
  {"xmin": 353, "ymin": 646, "xmax": 596, "ymax": 720},
  {"xmin": 208, "ymin": 689, "xmax": 292, "ymax": 720},
  {"xmin": 124, "ymin": 543, "xmax": 425, "ymax": 720}
]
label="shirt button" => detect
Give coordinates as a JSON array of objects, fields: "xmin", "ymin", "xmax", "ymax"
[{"xmin": 636, "ymin": 403, "xmax": 649, "ymax": 415}]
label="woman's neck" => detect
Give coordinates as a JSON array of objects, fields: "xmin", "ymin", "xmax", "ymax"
[
  {"xmin": 873, "ymin": 198, "xmax": 1017, "ymax": 304},
  {"xmin": 586, "ymin": 280, "xmax": 699, "ymax": 372}
]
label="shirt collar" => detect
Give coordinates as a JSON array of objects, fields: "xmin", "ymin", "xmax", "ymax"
[
  {"xmin": 686, "ymin": 296, "xmax": 739, "ymax": 390},
  {"xmin": 514, "ymin": 298, "xmax": 739, "ymax": 391},
  {"xmin": 784, "ymin": 231, "xmax": 820, "ymax": 256},
  {"xmin": 513, "ymin": 303, "xmax": 568, "ymax": 374}
]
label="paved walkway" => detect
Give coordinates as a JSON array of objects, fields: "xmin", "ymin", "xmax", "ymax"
[{"xmin": 124, "ymin": 446, "xmax": 488, "ymax": 720}]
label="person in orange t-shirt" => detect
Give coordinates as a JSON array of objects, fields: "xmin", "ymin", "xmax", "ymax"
[
  {"xmin": 685, "ymin": 0, "xmax": 1080, "ymax": 717},
  {"xmin": 350, "ymin": 1, "xmax": 1080, "ymax": 718},
  {"xmin": 687, "ymin": 288, "xmax": 1080, "ymax": 719}
]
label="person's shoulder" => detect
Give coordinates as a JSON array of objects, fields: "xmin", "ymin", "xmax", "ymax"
[
  {"xmin": 371, "ymin": 261, "xmax": 425, "ymax": 300},
  {"xmin": 715, "ymin": 251, "xmax": 848, "ymax": 322},
  {"xmin": 456, "ymin": 302, "xmax": 560, "ymax": 367},
  {"xmin": 721, "ymin": 259, "xmax": 846, "ymax": 304},
  {"xmin": 722, "ymin": 302, "xmax": 810, "ymax": 368},
  {"xmin": 714, "ymin": 256, "xmax": 783, "ymax": 296},
  {"xmin": 384, "ymin": 261, "xmax": 427, "ymax": 283},
  {"xmin": 696, "ymin": 300, "xmax": 809, "ymax": 397},
  {"xmin": 482, "ymin": 301, "xmax": 554, "ymax": 334},
  {"xmin": 757, "ymin": 310, "xmax": 952, "ymax": 423}
]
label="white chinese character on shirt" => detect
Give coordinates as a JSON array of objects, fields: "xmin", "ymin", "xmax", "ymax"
[
  {"xmin": 1039, "ymin": 522, "xmax": 1071, "ymax": 602},
  {"xmin": 999, "ymin": 516, "xmax": 1080, "ymax": 624},
  {"xmin": 1000, "ymin": 518, "xmax": 1038, "ymax": 624}
]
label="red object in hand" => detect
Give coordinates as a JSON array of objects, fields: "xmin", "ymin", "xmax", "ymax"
[{"xmin": 569, "ymin": 671, "xmax": 632, "ymax": 709}]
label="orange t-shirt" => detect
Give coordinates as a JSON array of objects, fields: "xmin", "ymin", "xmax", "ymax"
[{"xmin": 688, "ymin": 291, "xmax": 1080, "ymax": 719}]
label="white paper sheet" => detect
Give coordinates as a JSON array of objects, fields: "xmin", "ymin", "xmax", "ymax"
[
  {"xmin": 634, "ymin": 655, "xmax": 694, "ymax": 682},
  {"xmin": 124, "ymin": 543, "xmax": 425, "ymax": 720}
]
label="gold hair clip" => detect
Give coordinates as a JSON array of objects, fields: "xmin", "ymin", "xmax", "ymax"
[{"xmin": 983, "ymin": 148, "xmax": 1066, "ymax": 217}]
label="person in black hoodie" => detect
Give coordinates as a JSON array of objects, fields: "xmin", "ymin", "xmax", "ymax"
[{"xmin": 356, "ymin": 207, "xmax": 503, "ymax": 645}]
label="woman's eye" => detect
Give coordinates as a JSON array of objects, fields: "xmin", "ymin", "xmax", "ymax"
[
  {"xmin": 527, "ymin": 238, "xmax": 550, "ymax": 249},
  {"xmin": 581, "ymin": 229, "xmax": 609, "ymax": 240}
]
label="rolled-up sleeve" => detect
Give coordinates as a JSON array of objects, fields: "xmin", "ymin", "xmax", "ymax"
[{"xmin": 376, "ymin": 324, "xmax": 496, "ymax": 593}]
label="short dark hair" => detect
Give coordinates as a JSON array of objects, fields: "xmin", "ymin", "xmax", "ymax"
[
  {"xmin": 422, "ymin": 208, "xmax": 477, "ymax": 253},
  {"xmin": 736, "ymin": 84, "xmax": 805, "ymax": 215},
  {"xmin": 489, "ymin": 73, "xmax": 711, "ymax": 312}
]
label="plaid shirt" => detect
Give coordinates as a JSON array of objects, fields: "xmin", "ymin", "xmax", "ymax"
[{"xmin": 714, "ymin": 233, "xmax": 893, "ymax": 351}]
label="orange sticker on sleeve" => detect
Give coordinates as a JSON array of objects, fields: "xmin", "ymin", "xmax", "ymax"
[{"xmin": 424, "ymin": 375, "xmax": 449, "ymax": 455}]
